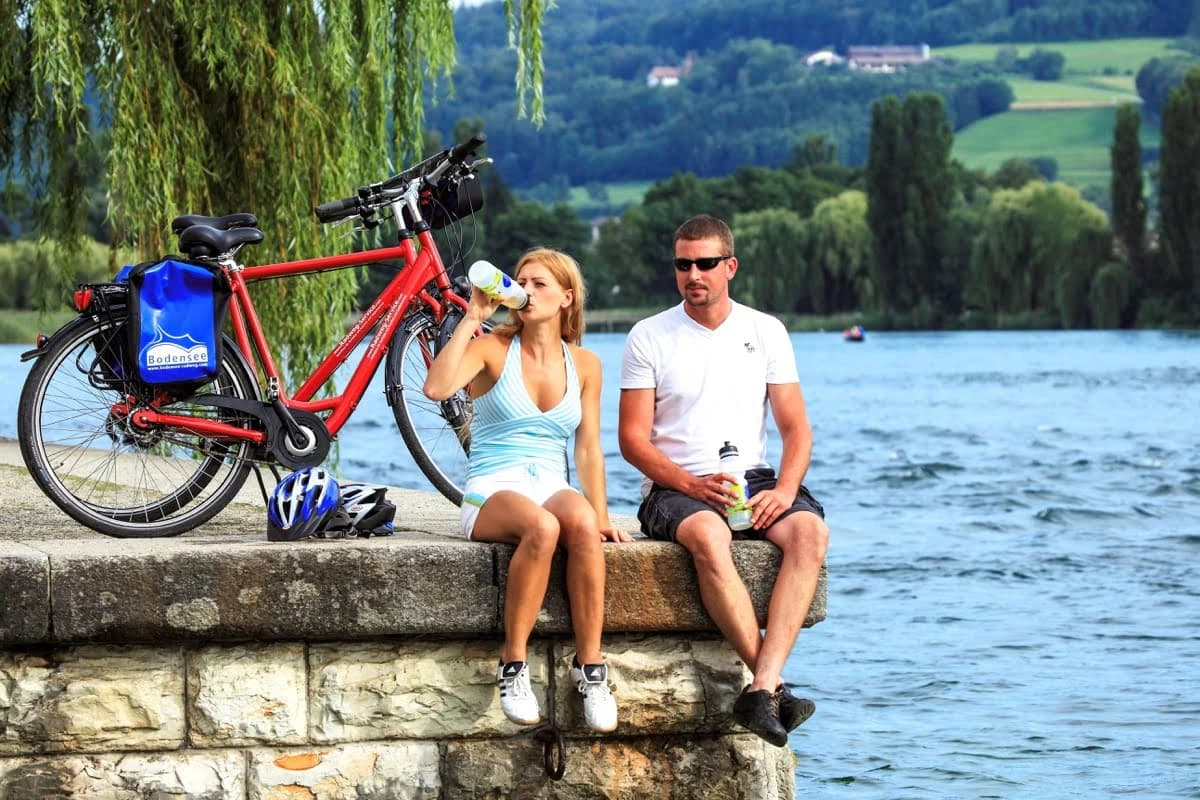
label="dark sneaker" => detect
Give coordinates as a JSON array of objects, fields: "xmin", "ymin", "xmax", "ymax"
[
  {"xmin": 732, "ymin": 685, "xmax": 788, "ymax": 747},
  {"xmin": 776, "ymin": 685, "xmax": 815, "ymax": 732}
]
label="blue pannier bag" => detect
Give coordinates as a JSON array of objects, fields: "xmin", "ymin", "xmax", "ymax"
[{"xmin": 128, "ymin": 259, "xmax": 231, "ymax": 389}]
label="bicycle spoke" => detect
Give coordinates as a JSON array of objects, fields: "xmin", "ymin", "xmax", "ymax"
[{"xmin": 18, "ymin": 315, "xmax": 258, "ymax": 536}]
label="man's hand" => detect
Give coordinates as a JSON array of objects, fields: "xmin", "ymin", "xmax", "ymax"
[
  {"xmin": 686, "ymin": 472, "xmax": 742, "ymax": 512},
  {"xmin": 746, "ymin": 487, "xmax": 791, "ymax": 530}
]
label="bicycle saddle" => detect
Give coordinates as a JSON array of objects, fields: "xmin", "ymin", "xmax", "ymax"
[
  {"xmin": 171, "ymin": 212, "xmax": 259, "ymax": 236},
  {"xmin": 179, "ymin": 224, "xmax": 264, "ymax": 258}
]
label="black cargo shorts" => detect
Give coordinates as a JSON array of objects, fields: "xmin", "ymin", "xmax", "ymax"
[{"xmin": 637, "ymin": 467, "xmax": 824, "ymax": 542}]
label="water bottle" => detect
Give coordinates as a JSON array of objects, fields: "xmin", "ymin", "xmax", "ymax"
[
  {"xmin": 468, "ymin": 260, "xmax": 529, "ymax": 310},
  {"xmin": 719, "ymin": 441, "xmax": 753, "ymax": 531}
]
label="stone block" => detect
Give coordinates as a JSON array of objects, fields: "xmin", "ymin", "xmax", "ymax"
[
  {"xmin": 0, "ymin": 542, "xmax": 49, "ymax": 644},
  {"xmin": 309, "ymin": 640, "xmax": 551, "ymax": 741},
  {"xmin": 441, "ymin": 733, "xmax": 796, "ymax": 800},
  {"xmin": 41, "ymin": 536, "xmax": 496, "ymax": 642},
  {"xmin": 247, "ymin": 742, "xmax": 440, "ymax": 800},
  {"xmin": 187, "ymin": 642, "xmax": 307, "ymax": 747},
  {"xmin": 0, "ymin": 645, "xmax": 184, "ymax": 755},
  {"xmin": 551, "ymin": 634, "xmax": 749, "ymax": 736},
  {"xmin": 500, "ymin": 540, "xmax": 824, "ymax": 634},
  {"xmin": 0, "ymin": 750, "xmax": 244, "ymax": 799}
]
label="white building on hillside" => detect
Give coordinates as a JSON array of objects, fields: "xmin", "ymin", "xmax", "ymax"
[
  {"xmin": 847, "ymin": 44, "xmax": 931, "ymax": 72},
  {"xmin": 646, "ymin": 54, "xmax": 695, "ymax": 87},
  {"xmin": 805, "ymin": 49, "xmax": 844, "ymax": 67}
]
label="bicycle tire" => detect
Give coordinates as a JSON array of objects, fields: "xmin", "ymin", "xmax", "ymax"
[
  {"xmin": 387, "ymin": 312, "xmax": 493, "ymax": 505},
  {"xmin": 18, "ymin": 313, "xmax": 260, "ymax": 538}
]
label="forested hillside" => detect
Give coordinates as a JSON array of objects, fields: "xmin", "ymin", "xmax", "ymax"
[{"xmin": 427, "ymin": 0, "xmax": 1194, "ymax": 188}]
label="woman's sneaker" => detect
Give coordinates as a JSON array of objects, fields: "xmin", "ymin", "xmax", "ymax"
[
  {"xmin": 497, "ymin": 661, "xmax": 540, "ymax": 725},
  {"xmin": 570, "ymin": 659, "xmax": 618, "ymax": 733}
]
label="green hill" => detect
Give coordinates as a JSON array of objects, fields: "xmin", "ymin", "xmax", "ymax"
[
  {"xmin": 935, "ymin": 37, "xmax": 1179, "ymax": 75},
  {"xmin": 436, "ymin": 1, "xmax": 1191, "ymax": 194},
  {"xmin": 942, "ymin": 37, "xmax": 1173, "ymax": 193},
  {"xmin": 953, "ymin": 106, "xmax": 1160, "ymax": 190}
]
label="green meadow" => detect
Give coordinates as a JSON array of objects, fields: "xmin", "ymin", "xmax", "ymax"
[
  {"xmin": 940, "ymin": 38, "xmax": 1176, "ymax": 191},
  {"xmin": 953, "ymin": 106, "xmax": 1160, "ymax": 189},
  {"xmin": 935, "ymin": 37, "xmax": 1179, "ymax": 76},
  {"xmin": 566, "ymin": 180, "xmax": 654, "ymax": 217},
  {"xmin": 1004, "ymin": 76, "xmax": 1138, "ymax": 104}
]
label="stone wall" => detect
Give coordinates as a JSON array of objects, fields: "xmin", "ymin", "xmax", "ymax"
[{"xmin": 0, "ymin": 534, "xmax": 825, "ymax": 799}]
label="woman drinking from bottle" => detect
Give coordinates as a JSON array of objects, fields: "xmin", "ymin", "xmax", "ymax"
[{"xmin": 423, "ymin": 247, "xmax": 631, "ymax": 733}]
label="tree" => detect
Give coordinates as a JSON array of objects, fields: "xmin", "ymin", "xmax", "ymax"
[
  {"xmin": 1136, "ymin": 57, "xmax": 1198, "ymax": 118},
  {"xmin": 1088, "ymin": 261, "xmax": 1134, "ymax": 328},
  {"xmin": 866, "ymin": 95, "xmax": 907, "ymax": 311},
  {"xmin": 1110, "ymin": 103, "xmax": 1146, "ymax": 274},
  {"xmin": 0, "ymin": 0, "xmax": 550, "ymax": 381},
  {"xmin": 806, "ymin": 190, "xmax": 876, "ymax": 313},
  {"xmin": 1026, "ymin": 49, "xmax": 1066, "ymax": 81},
  {"xmin": 487, "ymin": 201, "xmax": 590, "ymax": 276},
  {"xmin": 992, "ymin": 158, "xmax": 1046, "ymax": 190},
  {"xmin": 866, "ymin": 92, "xmax": 956, "ymax": 317},
  {"xmin": 967, "ymin": 182, "xmax": 1110, "ymax": 326},
  {"xmin": 1157, "ymin": 66, "xmax": 1200, "ymax": 302},
  {"xmin": 791, "ymin": 134, "xmax": 839, "ymax": 170},
  {"xmin": 730, "ymin": 208, "xmax": 809, "ymax": 313}
]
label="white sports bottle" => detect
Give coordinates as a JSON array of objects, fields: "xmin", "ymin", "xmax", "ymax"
[
  {"xmin": 719, "ymin": 441, "xmax": 753, "ymax": 531},
  {"xmin": 468, "ymin": 260, "xmax": 528, "ymax": 310}
]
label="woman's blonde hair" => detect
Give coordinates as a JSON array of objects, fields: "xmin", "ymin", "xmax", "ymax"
[{"xmin": 491, "ymin": 247, "xmax": 587, "ymax": 345}]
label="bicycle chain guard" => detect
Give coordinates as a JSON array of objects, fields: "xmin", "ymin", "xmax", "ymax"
[{"xmin": 187, "ymin": 395, "xmax": 331, "ymax": 469}]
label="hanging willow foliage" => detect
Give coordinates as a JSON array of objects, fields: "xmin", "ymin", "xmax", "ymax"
[{"xmin": 1, "ymin": 0, "xmax": 548, "ymax": 383}]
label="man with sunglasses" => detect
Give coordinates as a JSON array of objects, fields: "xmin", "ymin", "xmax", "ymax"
[{"xmin": 618, "ymin": 214, "xmax": 828, "ymax": 748}]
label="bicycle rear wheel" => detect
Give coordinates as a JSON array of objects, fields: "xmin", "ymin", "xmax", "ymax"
[
  {"xmin": 387, "ymin": 312, "xmax": 492, "ymax": 505},
  {"xmin": 18, "ymin": 314, "xmax": 261, "ymax": 538}
]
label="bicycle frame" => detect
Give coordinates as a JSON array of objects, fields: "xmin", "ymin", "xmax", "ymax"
[{"xmin": 131, "ymin": 226, "xmax": 468, "ymax": 446}]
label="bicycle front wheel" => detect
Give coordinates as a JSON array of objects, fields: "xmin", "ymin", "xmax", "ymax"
[
  {"xmin": 387, "ymin": 312, "xmax": 492, "ymax": 505},
  {"xmin": 17, "ymin": 314, "xmax": 260, "ymax": 538}
]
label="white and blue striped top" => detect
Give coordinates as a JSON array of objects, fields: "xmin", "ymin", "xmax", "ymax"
[{"xmin": 466, "ymin": 336, "xmax": 581, "ymax": 481}]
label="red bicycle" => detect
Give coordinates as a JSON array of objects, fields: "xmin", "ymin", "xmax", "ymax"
[{"xmin": 18, "ymin": 135, "xmax": 494, "ymax": 537}]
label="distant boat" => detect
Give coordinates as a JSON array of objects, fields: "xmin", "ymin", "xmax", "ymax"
[{"xmin": 843, "ymin": 324, "xmax": 866, "ymax": 342}]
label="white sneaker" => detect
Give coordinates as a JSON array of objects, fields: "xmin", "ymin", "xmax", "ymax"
[
  {"xmin": 497, "ymin": 661, "xmax": 540, "ymax": 725},
  {"xmin": 570, "ymin": 660, "xmax": 617, "ymax": 733}
]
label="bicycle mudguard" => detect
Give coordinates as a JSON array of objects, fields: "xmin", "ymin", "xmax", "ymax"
[
  {"xmin": 21, "ymin": 282, "xmax": 130, "ymax": 364},
  {"xmin": 20, "ymin": 314, "xmax": 108, "ymax": 363}
]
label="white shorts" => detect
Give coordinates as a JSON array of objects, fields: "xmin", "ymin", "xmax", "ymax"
[{"xmin": 460, "ymin": 464, "xmax": 576, "ymax": 539}]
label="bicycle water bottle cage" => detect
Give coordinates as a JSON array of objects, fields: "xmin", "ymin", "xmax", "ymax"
[
  {"xmin": 179, "ymin": 225, "xmax": 264, "ymax": 260},
  {"xmin": 171, "ymin": 212, "xmax": 259, "ymax": 236}
]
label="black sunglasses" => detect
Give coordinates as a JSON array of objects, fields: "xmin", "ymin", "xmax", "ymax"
[{"xmin": 673, "ymin": 255, "xmax": 731, "ymax": 272}]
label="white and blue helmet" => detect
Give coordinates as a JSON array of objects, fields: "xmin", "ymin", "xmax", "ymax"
[
  {"xmin": 267, "ymin": 467, "xmax": 340, "ymax": 541},
  {"xmin": 336, "ymin": 481, "xmax": 396, "ymax": 536}
]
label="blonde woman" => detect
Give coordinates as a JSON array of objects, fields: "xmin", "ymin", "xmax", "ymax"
[{"xmin": 424, "ymin": 247, "xmax": 631, "ymax": 732}]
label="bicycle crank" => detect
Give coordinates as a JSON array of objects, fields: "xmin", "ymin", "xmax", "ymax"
[
  {"xmin": 185, "ymin": 394, "xmax": 332, "ymax": 470},
  {"xmin": 267, "ymin": 407, "xmax": 331, "ymax": 469}
]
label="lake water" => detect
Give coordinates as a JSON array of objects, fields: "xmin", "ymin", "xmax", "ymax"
[{"xmin": 3, "ymin": 329, "xmax": 1199, "ymax": 798}]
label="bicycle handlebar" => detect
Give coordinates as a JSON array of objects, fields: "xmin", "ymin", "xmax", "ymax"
[
  {"xmin": 314, "ymin": 133, "xmax": 488, "ymax": 225},
  {"xmin": 313, "ymin": 196, "xmax": 360, "ymax": 223},
  {"xmin": 449, "ymin": 133, "xmax": 487, "ymax": 166}
]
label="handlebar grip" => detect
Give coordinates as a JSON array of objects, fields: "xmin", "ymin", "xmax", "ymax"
[
  {"xmin": 448, "ymin": 133, "xmax": 487, "ymax": 164},
  {"xmin": 314, "ymin": 196, "xmax": 360, "ymax": 223}
]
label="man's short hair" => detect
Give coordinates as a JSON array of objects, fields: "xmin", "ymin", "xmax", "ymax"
[{"xmin": 673, "ymin": 214, "xmax": 734, "ymax": 256}]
